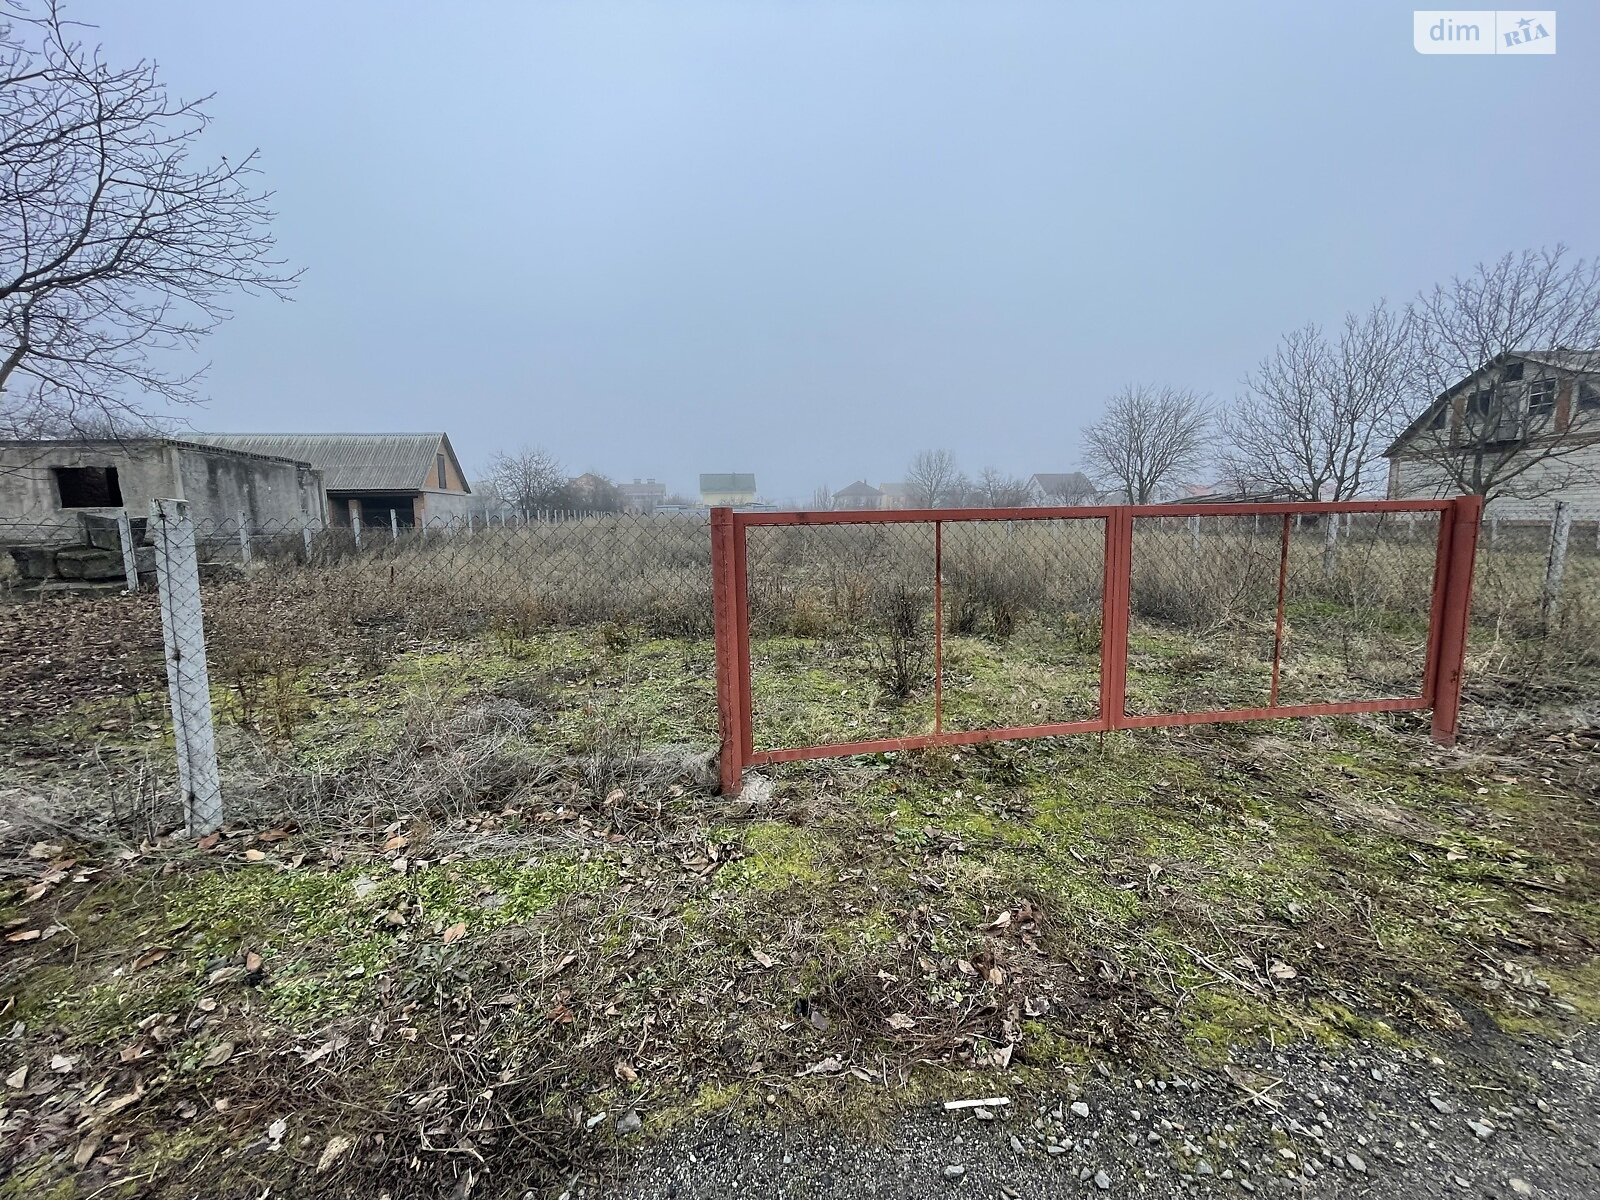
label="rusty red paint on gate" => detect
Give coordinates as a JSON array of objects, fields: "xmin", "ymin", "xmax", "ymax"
[{"xmin": 712, "ymin": 497, "xmax": 1484, "ymax": 795}]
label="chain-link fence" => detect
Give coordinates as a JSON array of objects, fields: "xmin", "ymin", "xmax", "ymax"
[{"xmin": 2, "ymin": 501, "xmax": 1597, "ymax": 832}]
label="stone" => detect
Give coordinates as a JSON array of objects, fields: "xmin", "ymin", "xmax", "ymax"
[
  {"xmin": 1509, "ymin": 1182, "xmax": 1534, "ymax": 1197},
  {"xmin": 1071, "ymin": 1101, "xmax": 1091, "ymax": 1119},
  {"xmin": 1347, "ymin": 1153, "xmax": 1367, "ymax": 1173},
  {"xmin": 1468, "ymin": 1119, "xmax": 1495, "ymax": 1140},
  {"xmin": 615, "ymin": 1110, "xmax": 642, "ymax": 1136},
  {"xmin": 52, "ymin": 545, "xmax": 125, "ymax": 581},
  {"xmin": 9, "ymin": 545, "xmax": 55, "ymax": 579},
  {"xmin": 1093, "ymin": 1169, "xmax": 1112, "ymax": 1190},
  {"xmin": 942, "ymin": 1164, "xmax": 966, "ymax": 1180}
]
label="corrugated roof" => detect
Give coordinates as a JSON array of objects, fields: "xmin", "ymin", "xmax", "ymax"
[
  {"xmin": 187, "ymin": 433, "xmax": 465, "ymax": 493},
  {"xmin": 699, "ymin": 472, "xmax": 756, "ymax": 492}
]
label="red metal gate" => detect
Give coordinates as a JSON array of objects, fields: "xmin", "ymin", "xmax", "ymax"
[{"xmin": 711, "ymin": 496, "xmax": 1483, "ymax": 795}]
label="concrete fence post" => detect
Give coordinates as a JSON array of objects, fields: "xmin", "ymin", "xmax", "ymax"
[
  {"xmin": 115, "ymin": 509, "xmax": 139, "ymax": 592},
  {"xmin": 353, "ymin": 513, "xmax": 363, "ymax": 550},
  {"xmin": 150, "ymin": 499, "xmax": 223, "ymax": 837},
  {"xmin": 237, "ymin": 510, "xmax": 252, "ymax": 567},
  {"xmin": 390, "ymin": 508, "xmax": 399, "ymax": 541},
  {"xmin": 1541, "ymin": 502, "xmax": 1573, "ymax": 624}
]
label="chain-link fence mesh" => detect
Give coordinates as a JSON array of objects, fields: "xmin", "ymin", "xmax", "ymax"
[{"xmin": 4, "ymin": 502, "xmax": 1599, "ymax": 828}]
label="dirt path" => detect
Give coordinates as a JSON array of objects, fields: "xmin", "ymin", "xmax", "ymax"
[{"xmin": 592, "ymin": 1027, "xmax": 1600, "ymax": 1200}]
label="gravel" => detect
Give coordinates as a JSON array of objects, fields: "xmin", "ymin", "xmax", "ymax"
[{"xmin": 585, "ymin": 1028, "xmax": 1600, "ymax": 1199}]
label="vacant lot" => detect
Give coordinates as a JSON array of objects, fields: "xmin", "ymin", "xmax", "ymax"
[
  {"xmin": 2, "ymin": 514, "xmax": 1598, "ymax": 1198},
  {"xmin": 2, "ymin": 579, "xmax": 1598, "ymax": 1198}
]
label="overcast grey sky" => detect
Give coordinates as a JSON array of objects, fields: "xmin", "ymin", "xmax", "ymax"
[{"xmin": 81, "ymin": 1, "xmax": 1598, "ymax": 501}]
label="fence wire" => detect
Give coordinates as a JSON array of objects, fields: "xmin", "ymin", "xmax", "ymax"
[{"xmin": 2, "ymin": 503, "xmax": 1598, "ymax": 833}]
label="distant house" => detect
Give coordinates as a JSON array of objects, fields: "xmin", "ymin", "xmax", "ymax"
[
  {"xmin": 878, "ymin": 481, "xmax": 912, "ymax": 510},
  {"xmin": 832, "ymin": 480, "xmax": 883, "ymax": 511},
  {"xmin": 189, "ymin": 433, "xmax": 471, "ymax": 527},
  {"xmin": 1026, "ymin": 472, "xmax": 1097, "ymax": 506},
  {"xmin": 618, "ymin": 477, "xmax": 668, "ymax": 514},
  {"xmin": 0, "ymin": 437, "xmax": 324, "ymax": 537},
  {"xmin": 1384, "ymin": 349, "xmax": 1600, "ymax": 517},
  {"xmin": 699, "ymin": 472, "xmax": 757, "ymax": 506}
]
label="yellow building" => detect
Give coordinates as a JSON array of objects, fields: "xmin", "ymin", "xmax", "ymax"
[{"xmin": 699, "ymin": 472, "xmax": 757, "ymax": 506}]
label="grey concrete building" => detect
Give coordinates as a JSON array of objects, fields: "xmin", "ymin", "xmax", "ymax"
[
  {"xmin": 186, "ymin": 433, "xmax": 472, "ymax": 527},
  {"xmin": 0, "ymin": 437, "xmax": 325, "ymax": 536}
]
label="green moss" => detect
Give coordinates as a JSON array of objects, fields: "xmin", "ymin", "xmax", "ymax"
[{"xmin": 717, "ymin": 821, "xmax": 829, "ymax": 894}]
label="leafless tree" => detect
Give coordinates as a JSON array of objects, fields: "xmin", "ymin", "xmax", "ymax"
[
  {"xmin": 973, "ymin": 467, "xmax": 1030, "ymax": 507},
  {"xmin": 0, "ymin": 3, "xmax": 297, "ymax": 437},
  {"xmin": 1081, "ymin": 385, "xmax": 1213, "ymax": 503},
  {"xmin": 1218, "ymin": 303, "xmax": 1411, "ymax": 500},
  {"xmin": 484, "ymin": 445, "xmax": 568, "ymax": 512},
  {"xmin": 1399, "ymin": 246, "xmax": 1600, "ymax": 501},
  {"xmin": 807, "ymin": 484, "xmax": 834, "ymax": 511},
  {"xmin": 905, "ymin": 449, "xmax": 964, "ymax": 507}
]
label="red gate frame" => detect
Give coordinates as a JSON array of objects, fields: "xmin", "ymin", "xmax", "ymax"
[{"xmin": 711, "ymin": 496, "xmax": 1483, "ymax": 795}]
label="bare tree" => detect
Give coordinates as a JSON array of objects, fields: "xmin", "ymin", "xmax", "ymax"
[
  {"xmin": 0, "ymin": 3, "xmax": 297, "ymax": 437},
  {"xmin": 1400, "ymin": 246, "xmax": 1600, "ymax": 501},
  {"xmin": 905, "ymin": 449, "xmax": 963, "ymax": 507},
  {"xmin": 484, "ymin": 446, "xmax": 567, "ymax": 512},
  {"xmin": 1081, "ymin": 385, "xmax": 1213, "ymax": 503},
  {"xmin": 973, "ymin": 467, "xmax": 1030, "ymax": 507},
  {"xmin": 1219, "ymin": 303, "xmax": 1411, "ymax": 500},
  {"xmin": 807, "ymin": 484, "xmax": 834, "ymax": 511}
]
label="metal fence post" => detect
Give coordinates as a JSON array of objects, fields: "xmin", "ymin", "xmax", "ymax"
[
  {"xmin": 237, "ymin": 510, "xmax": 252, "ymax": 567},
  {"xmin": 1430, "ymin": 494, "xmax": 1483, "ymax": 746},
  {"xmin": 1099, "ymin": 508, "xmax": 1134, "ymax": 730},
  {"xmin": 150, "ymin": 499, "xmax": 223, "ymax": 836},
  {"xmin": 1541, "ymin": 502, "xmax": 1573, "ymax": 624},
  {"xmin": 115, "ymin": 509, "xmax": 139, "ymax": 592},
  {"xmin": 710, "ymin": 506, "xmax": 745, "ymax": 795}
]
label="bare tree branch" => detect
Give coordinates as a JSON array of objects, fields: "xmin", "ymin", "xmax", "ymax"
[
  {"xmin": 1081, "ymin": 384, "xmax": 1213, "ymax": 504},
  {"xmin": 1398, "ymin": 246, "xmax": 1600, "ymax": 501},
  {"xmin": 0, "ymin": 1, "xmax": 298, "ymax": 438}
]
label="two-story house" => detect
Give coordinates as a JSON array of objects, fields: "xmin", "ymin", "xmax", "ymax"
[{"xmin": 1384, "ymin": 350, "xmax": 1600, "ymax": 517}]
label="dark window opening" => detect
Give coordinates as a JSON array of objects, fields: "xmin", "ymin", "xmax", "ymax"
[
  {"xmin": 1502, "ymin": 361, "xmax": 1524, "ymax": 382},
  {"xmin": 53, "ymin": 465, "xmax": 123, "ymax": 508},
  {"xmin": 437, "ymin": 453, "xmax": 448, "ymax": 488},
  {"xmin": 1428, "ymin": 405, "xmax": 1449, "ymax": 430},
  {"xmin": 357, "ymin": 497, "xmax": 415, "ymax": 528},
  {"xmin": 1579, "ymin": 383, "xmax": 1600, "ymax": 412}
]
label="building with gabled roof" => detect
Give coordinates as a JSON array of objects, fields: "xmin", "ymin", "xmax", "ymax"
[
  {"xmin": 699, "ymin": 472, "xmax": 757, "ymax": 506},
  {"xmin": 832, "ymin": 480, "xmax": 883, "ymax": 510},
  {"xmin": 187, "ymin": 432, "xmax": 471, "ymax": 527}
]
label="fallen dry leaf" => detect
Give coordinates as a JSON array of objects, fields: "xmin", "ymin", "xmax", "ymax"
[
  {"xmin": 245, "ymin": 951, "xmax": 264, "ymax": 973},
  {"xmin": 442, "ymin": 922, "xmax": 467, "ymax": 945},
  {"xmin": 243, "ymin": 849, "xmax": 267, "ymax": 863},
  {"xmin": 200, "ymin": 1041, "xmax": 236, "ymax": 1068},
  {"xmin": 5, "ymin": 928, "xmax": 41, "ymax": 943},
  {"xmin": 133, "ymin": 948, "xmax": 169, "ymax": 971},
  {"xmin": 749, "ymin": 948, "xmax": 775, "ymax": 969}
]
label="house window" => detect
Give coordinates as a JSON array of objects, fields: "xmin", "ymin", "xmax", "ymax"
[
  {"xmin": 53, "ymin": 466, "xmax": 123, "ymax": 508},
  {"xmin": 1527, "ymin": 377, "xmax": 1557, "ymax": 425},
  {"xmin": 1502, "ymin": 362, "xmax": 1523, "ymax": 382},
  {"xmin": 1428, "ymin": 405, "xmax": 1449, "ymax": 431},
  {"xmin": 1579, "ymin": 383, "xmax": 1600, "ymax": 412},
  {"xmin": 437, "ymin": 453, "xmax": 448, "ymax": 488}
]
